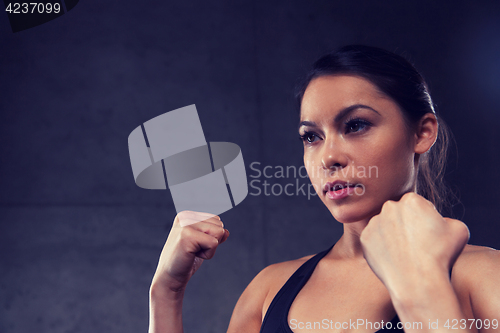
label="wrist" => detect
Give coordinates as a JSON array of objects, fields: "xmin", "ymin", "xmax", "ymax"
[
  {"xmin": 389, "ymin": 270, "xmax": 467, "ymax": 331},
  {"xmin": 385, "ymin": 261, "xmax": 450, "ymax": 302},
  {"xmin": 149, "ymin": 280, "xmax": 184, "ymax": 333},
  {"xmin": 390, "ymin": 272, "xmax": 451, "ymax": 314},
  {"xmin": 150, "ymin": 277, "xmax": 186, "ymax": 303}
]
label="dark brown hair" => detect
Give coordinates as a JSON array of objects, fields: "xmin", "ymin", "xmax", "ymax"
[{"xmin": 295, "ymin": 45, "xmax": 453, "ymax": 214}]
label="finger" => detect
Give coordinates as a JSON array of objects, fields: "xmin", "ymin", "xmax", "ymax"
[
  {"xmin": 182, "ymin": 220, "xmax": 226, "ymax": 241},
  {"xmin": 176, "ymin": 211, "xmax": 221, "ymax": 227},
  {"xmin": 178, "ymin": 210, "xmax": 219, "ymax": 219},
  {"xmin": 178, "ymin": 216, "xmax": 223, "ymax": 228},
  {"xmin": 175, "ymin": 214, "xmax": 221, "ymax": 227},
  {"xmin": 445, "ymin": 219, "xmax": 470, "ymax": 269},
  {"xmin": 183, "ymin": 228, "xmax": 220, "ymax": 260},
  {"xmin": 187, "ymin": 226, "xmax": 229, "ymax": 258},
  {"xmin": 220, "ymin": 229, "xmax": 230, "ymax": 244},
  {"xmin": 177, "ymin": 210, "xmax": 220, "ymax": 220},
  {"xmin": 177, "ymin": 216, "xmax": 224, "ymax": 230},
  {"xmin": 191, "ymin": 230, "xmax": 226, "ymax": 260},
  {"xmin": 445, "ymin": 218, "xmax": 470, "ymax": 243},
  {"xmin": 202, "ymin": 216, "xmax": 224, "ymax": 228}
]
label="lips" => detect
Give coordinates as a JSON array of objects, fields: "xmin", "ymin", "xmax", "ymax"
[
  {"xmin": 323, "ymin": 180, "xmax": 358, "ymax": 193},
  {"xmin": 323, "ymin": 180, "xmax": 361, "ymax": 200}
]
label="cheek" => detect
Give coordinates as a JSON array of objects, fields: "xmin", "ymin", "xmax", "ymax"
[
  {"xmin": 303, "ymin": 150, "xmax": 314, "ymax": 173},
  {"xmin": 363, "ymin": 138, "xmax": 415, "ymax": 194},
  {"xmin": 304, "ymin": 151, "xmax": 323, "ymax": 185}
]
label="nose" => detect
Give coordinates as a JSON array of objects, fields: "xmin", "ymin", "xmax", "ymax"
[{"xmin": 321, "ymin": 137, "xmax": 349, "ymax": 173}]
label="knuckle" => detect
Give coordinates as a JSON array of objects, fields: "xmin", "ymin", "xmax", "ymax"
[
  {"xmin": 177, "ymin": 210, "xmax": 191, "ymax": 219},
  {"xmin": 402, "ymin": 192, "xmax": 417, "ymax": 203},
  {"xmin": 209, "ymin": 217, "xmax": 224, "ymax": 228},
  {"xmin": 359, "ymin": 230, "xmax": 366, "ymax": 243},
  {"xmin": 359, "ymin": 229, "xmax": 370, "ymax": 245},
  {"xmin": 219, "ymin": 227, "xmax": 226, "ymax": 239},
  {"xmin": 179, "ymin": 225, "xmax": 194, "ymax": 238},
  {"xmin": 446, "ymin": 218, "xmax": 470, "ymax": 244},
  {"xmin": 381, "ymin": 199, "xmax": 395, "ymax": 211},
  {"xmin": 457, "ymin": 222, "xmax": 470, "ymax": 242},
  {"xmin": 204, "ymin": 250, "xmax": 216, "ymax": 260},
  {"xmin": 399, "ymin": 192, "xmax": 428, "ymax": 210},
  {"xmin": 402, "ymin": 192, "xmax": 414, "ymax": 199}
]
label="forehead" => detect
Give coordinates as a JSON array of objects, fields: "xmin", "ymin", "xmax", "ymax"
[{"xmin": 300, "ymin": 75, "xmax": 399, "ymax": 120}]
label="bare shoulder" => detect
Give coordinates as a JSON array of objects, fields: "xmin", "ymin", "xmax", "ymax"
[
  {"xmin": 260, "ymin": 253, "xmax": 316, "ymax": 286},
  {"xmin": 453, "ymin": 244, "xmax": 499, "ymax": 283},
  {"xmin": 452, "ymin": 244, "xmax": 500, "ymax": 320},
  {"xmin": 226, "ymin": 253, "xmax": 315, "ymax": 333},
  {"xmin": 456, "ymin": 244, "xmax": 500, "ymax": 271}
]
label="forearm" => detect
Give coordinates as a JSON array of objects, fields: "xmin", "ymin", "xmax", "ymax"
[
  {"xmin": 389, "ymin": 269, "xmax": 470, "ymax": 333},
  {"xmin": 149, "ymin": 282, "xmax": 185, "ymax": 333}
]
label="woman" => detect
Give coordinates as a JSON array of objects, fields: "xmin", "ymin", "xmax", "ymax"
[{"xmin": 148, "ymin": 45, "xmax": 500, "ymax": 333}]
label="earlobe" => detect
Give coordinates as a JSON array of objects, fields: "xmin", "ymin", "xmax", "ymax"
[{"xmin": 414, "ymin": 113, "xmax": 438, "ymax": 154}]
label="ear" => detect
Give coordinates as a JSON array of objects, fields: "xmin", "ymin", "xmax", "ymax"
[{"xmin": 414, "ymin": 113, "xmax": 438, "ymax": 154}]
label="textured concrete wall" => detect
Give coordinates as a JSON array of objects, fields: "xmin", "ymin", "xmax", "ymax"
[{"xmin": 1, "ymin": 1, "xmax": 500, "ymax": 332}]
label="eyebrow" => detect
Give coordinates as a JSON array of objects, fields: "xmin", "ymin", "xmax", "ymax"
[{"xmin": 298, "ymin": 104, "xmax": 381, "ymax": 130}]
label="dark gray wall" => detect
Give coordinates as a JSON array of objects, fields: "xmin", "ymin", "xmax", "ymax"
[{"xmin": 1, "ymin": 1, "xmax": 499, "ymax": 332}]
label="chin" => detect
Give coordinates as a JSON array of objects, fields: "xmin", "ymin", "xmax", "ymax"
[
  {"xmin": 325, "ymin": 198, "xmax": 382, "ymax": 224},
  {"xmin": 331, "ymin": 211, "xmax": 373, "ymax": 224}
]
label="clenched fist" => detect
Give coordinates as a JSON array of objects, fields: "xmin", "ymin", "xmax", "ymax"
[
  {"xmin": 360, "ymin": 193, "xmax": 469, "ymax": 295},
  {"xmin": 151, "ymin": 211, "xmax": 230, "ymax": 294}
]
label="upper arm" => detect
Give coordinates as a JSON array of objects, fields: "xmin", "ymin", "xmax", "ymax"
[
  {"xmin": 470, "ymin": 250, "xmax": 500, "ymax": 331},
  {"xmin": 226, "ymin": 265, "xmax": 275, "ymax": 333},
  {"xmin": 458, "ymin": 247, "xmax": 500, "ymax": 332}
]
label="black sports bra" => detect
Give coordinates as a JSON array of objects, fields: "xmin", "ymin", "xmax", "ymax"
[{"xmin": 259, "ymin": 245, "xmax": 403, "ymax": 332}]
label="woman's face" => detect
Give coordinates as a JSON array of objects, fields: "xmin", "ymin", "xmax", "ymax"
[{"xmin": 299, "ymin": 75, "xmax": 417, "ymax": 223}]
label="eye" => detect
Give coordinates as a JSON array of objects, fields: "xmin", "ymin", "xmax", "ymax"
[
  {"xmin": 345, "ymin": 118, "xmax": 372, "ymax": 134},
  {"xmin": 299, "ymin": 131, "xmax": 321, "ymax": 144}
]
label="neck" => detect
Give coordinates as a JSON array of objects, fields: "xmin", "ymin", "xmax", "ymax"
[
  {"xmin": 329, "ymin": 219, "xmax": 370, "ymax": 260},
  {"xmin": 327, "ymin": 186, "xmax": 418, "ymax": 260}
]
